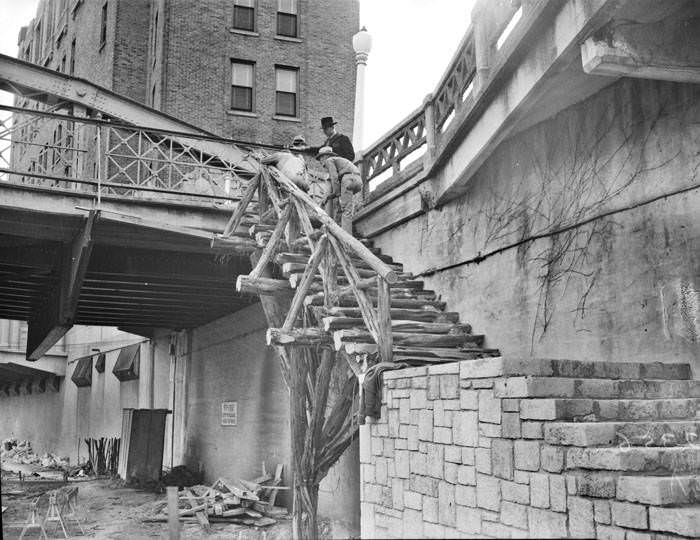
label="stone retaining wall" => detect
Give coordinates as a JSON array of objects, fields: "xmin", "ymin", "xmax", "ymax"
[{"xmin": 358, "ymin": 360, "xmax": 691, "ymax": 539}]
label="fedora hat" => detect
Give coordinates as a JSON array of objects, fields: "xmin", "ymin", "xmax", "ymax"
[
  {"xmin": 316, "ymin": 146, "xmax": 336, "ymax": 158},
  {"xmin": 321, "ymin": 117, "xmax": 337, "ymax": 129}
]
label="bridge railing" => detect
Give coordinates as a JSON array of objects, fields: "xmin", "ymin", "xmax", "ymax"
[
  {"xmin": 358, "ymin": 0, "xmax": 530, "ymax": 198},
  {"xmin": 0, "ymin": 102, "xmax": 265, "ymax": 206}
]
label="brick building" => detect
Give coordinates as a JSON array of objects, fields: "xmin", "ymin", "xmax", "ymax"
[{"xmin": 16, "ymin": 0, "xmax": 359, "ymax": 146}]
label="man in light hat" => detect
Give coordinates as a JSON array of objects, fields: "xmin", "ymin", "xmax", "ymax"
[{"xmin": 316, "ymin": 146, "xmax": 362, "ymax": 233}]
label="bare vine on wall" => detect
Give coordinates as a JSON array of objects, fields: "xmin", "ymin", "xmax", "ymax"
[{"xmin": 467, "ymin": 90, "xmax": 691, "ymax": 351}]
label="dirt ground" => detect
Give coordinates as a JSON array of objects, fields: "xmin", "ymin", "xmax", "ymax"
[{"xmin": 2, "ymin": 465, "xmax": 293, "ymax": 540}]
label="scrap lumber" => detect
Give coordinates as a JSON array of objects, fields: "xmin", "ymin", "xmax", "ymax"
[{"xmin": 185, "ymin": 489, "xmax": 210, "ymax": 532}]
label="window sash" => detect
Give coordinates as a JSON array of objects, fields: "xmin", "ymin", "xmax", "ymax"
[
  {"xmin": 276, "ymin": 91, "xmax": 296, "ymax": 117},
  {"xmin": 277, "ymin": 12, "xmax": 297, "ymax": 37},
  {"xmin": 233, "ymin": 5, "xmax": 254, "ymax": 31},
  {"xmin": 275, "ymin": 68, "xmax": 297, "ymax": 92},
  {"xmin": 232, "ymin": 86, "xmax": 253, "ymax": 111},
  {"xmin": 278, "ymin": 0, "xmax": 297, "ymax": 14},
  {"xmin": 100, "ymin": 3, "xmax": 108, "ymax": 45},
  {"xmin": 232, "ymin": 63, "xmax": 254, "ymax": 87}
]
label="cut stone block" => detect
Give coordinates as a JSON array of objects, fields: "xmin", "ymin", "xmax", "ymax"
[
  {"xmin": 616, "ymin": 474, "xmax": 700, "ymax": 505},
  {"xmin": 528, "ymin": 507, "xmax": 567, "ymax": 538},
  {"xmin": 476, "ymin": 473, "xmax": 500, "ymax": 511},
  {"xmin": 649, "ymin": 506, "xmax": 700, "ymax": 538},
  {"xmin": 610, "ymin": 500, "xmax": 648, "ymax": 529},
  {"xmin": 567, "ymin": 496, "xmax": 595, "ymax": 538},
  {"xmin": 544, "ymin": 420, "xmax": 700, "ymax": 446},
  {"xmin": 566, "ymin": 446, "xmax": 700, "ymax": 473}
]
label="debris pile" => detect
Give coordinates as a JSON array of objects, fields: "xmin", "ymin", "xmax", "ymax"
[
  {"xmin": 1, "ymin": 439, "xmax": 69, "ymax": 469},
  {"xmin": 147, "ymin": 464, "xmax": 288, "ymax": 531},
  {"xmin": 161, "ymin": 465, "xmax": 204, "ymax": 489}
]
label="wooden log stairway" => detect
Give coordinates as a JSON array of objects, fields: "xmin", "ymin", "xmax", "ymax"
[{"xmin": 213, "ymin": 160, "xmax": 498, "ymax": 538}]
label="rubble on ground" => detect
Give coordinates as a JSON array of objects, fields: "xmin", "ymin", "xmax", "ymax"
[
  {"xmin": 146, "ymin": 464, "xmax": 289, "ymax": 532},
  {"xmin": 1, "ymin": 438, "xmax": 70, "ymax": 470}
]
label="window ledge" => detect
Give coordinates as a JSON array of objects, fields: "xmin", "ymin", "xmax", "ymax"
[
  {"xmin": 273, "ymin": 115, "xmax": 301, "ymax": 123},
  {"xmin": 227, "ymin": 110, "xmax": 258, "ymax": 118},
  {"xmin": 275, "ymin": 35, "xmax": 302, "ymax": 43},
  {"xmin": 230, "ymin": 28, "xmax": 259, "ymax": 37}
]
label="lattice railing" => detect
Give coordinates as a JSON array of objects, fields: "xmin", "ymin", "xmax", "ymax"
[
  {"xmin": 0, "ymin": 104, "xmax": 262, "ymax": 205},
  {"xmin": 358, "ymin": 0, "xmax": 530, "ymax": 193}
]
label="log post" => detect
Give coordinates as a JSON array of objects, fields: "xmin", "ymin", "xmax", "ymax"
[{"xmin": 376, "ymin": 276, "xmax": 393, "ymax": 363}]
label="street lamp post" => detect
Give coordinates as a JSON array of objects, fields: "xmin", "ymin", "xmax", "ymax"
[{"xmin": 352, "ymin": 26, "xmax": 372, "ymax": 152}]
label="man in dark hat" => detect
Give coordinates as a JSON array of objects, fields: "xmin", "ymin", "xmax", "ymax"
[{"xmin": 317, "ymin": 117, "xmax": 355, "ymax": 162}]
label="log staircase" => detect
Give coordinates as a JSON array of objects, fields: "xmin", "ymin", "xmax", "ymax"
[{"xmin": 221, "ymin": 163, "xmax": 500, "ymax": 369}]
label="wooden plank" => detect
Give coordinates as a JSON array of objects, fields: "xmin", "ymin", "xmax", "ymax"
[
  {"xmin": 276, "ymin": 252, "xmax": 401, "ymax": 272},
  {"xmin": 376, "ymin": 276, "xmax": 393, "ymax": 363},
  {"xmin": 333, "ymin": 330, "xmax": 484, "ymax": 350},
  {"xmin": 292, "ymin": 198, "xmax": 317, "ymax": 252},
  {"xmin": 266, "ymin": 327, "xmax": 333, "ymax": 347},
  {"xmin": 269, "ymin": 168, "xmax": 399, "ymax": 283},
  {"xmin": 167, "ymin": 486, "xmax": 180, "ymax": 540},
  {"xmin": 322, "ymin": 318, "xmax": 471, "ymax": 334},
  {"xmin": 265, "ymin": 464, "xmax": 284, "ymax": 507},
  {"xmin": 305, "ymin": 292, "xmax": 446, "ymax": 311},
  {"xmin": 327, "ymin": 234, "xmax": 380, "ymax": 344},
  {"xmin": 282, "ymin": 235, "xmax": 328, "ymax": 330},
  {"xmin": 236, "ymin": 275, "xmax": 292, "ymax": 296},
  {"xmin": 248, "ymin": 205, "xmax": 291, "ymax": 280},
  {"xmin": 221, "ymin": 173, "xmax": 260, "ymax": 237}
]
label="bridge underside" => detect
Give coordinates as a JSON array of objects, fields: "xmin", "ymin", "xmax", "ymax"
[{"xmin": 0, "ymin": 183, "xmax": 255, "ymax": 358}]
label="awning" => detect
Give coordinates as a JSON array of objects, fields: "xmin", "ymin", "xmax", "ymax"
[
  {"xmin": 112, "ymin": 343, "xmax": 140, "ymax": 381},
  {"xmin": 95, "ymin": 352, "xmax": 106, "ymax": 373},
  {"xmin": 71, "ymin": 356, "xmax": 93, "ymax": 387}
]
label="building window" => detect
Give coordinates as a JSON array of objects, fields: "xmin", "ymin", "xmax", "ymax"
[
  {"xmin": 151, "ymin": 10, "xmax": 159, "ymax": 67},
  {"xmin": 275, "ymin": 66, "xmax": 297, "ymax": 117},
  {"xmin": 277, "ymin": 0, "xmax": 297, "ymax": 38},
  {"xmin": 231, "ymin": 61, "xmax": 254, "ymax": 112},
  {"xmin": 233, "ymin": 0, "xmax": 255, "ymax": 32},
  {"xmin": 69, "ymin": 38, "xmax": 76, "ymax": 75},
  {"xmin": 99, "ymin": 3, "xmax": 108, "ymax": 49}
]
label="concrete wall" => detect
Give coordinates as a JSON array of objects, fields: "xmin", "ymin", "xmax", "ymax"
[
  {"xmin": 362, "ymin": 78, "xmax": 700, "ymax": 372},
  {"xmin": 168, "ymin": 302, "xmax": 359, "ymax": 533},
  {"xmin": 0, "ymin": 326, "xmax": 147, "ymax": 463}
]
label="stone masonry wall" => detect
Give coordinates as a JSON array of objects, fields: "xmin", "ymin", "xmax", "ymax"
[{"xmin": 359, "ymin": 360, "xmax": 694, "ymax": 539}]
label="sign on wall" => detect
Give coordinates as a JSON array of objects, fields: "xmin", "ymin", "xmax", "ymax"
[{"xmin": 221, "ymin": 401, "xmax": 238, "ymax": 426}]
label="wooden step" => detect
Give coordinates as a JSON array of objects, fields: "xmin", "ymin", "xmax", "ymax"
[
  {"xmin": 342, "ymin": 342, "xmax": 499, "ymax": 360},
  {"xmin": 321, "ymin": 317, "xmax": 471, "ymax": 334},
  {"xmin": 304, "ymin": 293, "xmax": 446, "ymax": 311},
  {"xmin": 332, "ymin": 329, "xmax": 484, "ymax": 351},
  {"xmin": 283, "ymin": 263, "xmax": 412, "ymax": 281},
  {"xmin": 288, "ymin": 273, "xmax": 424, "ymax": 290},
  {"xmin": 277, "ymin": 254, "xmax": 403, "ymax": 273},
  {"xmin": 327, "ymin": 307, "xmax": 459, "ymax": 323}
]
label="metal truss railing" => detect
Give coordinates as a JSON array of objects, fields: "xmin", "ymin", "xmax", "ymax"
[{"xmin": 0, "ymin": 102, "xmax": 275, "ymax": 205}]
